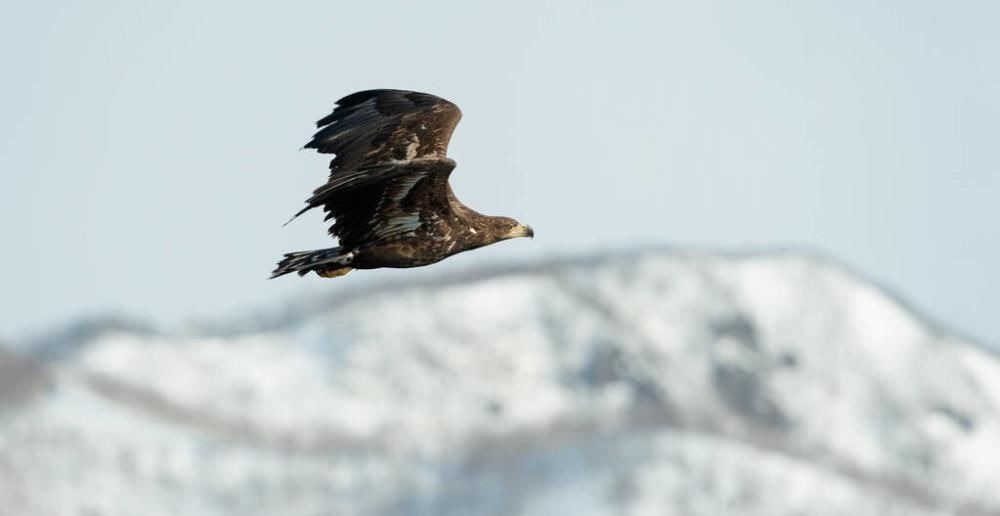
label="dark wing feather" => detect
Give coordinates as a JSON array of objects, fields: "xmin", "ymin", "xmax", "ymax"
[
  {"xmin": 317, "ymin": 159, "xmax": 457, "ymax": 246},
  {"xmin": 290, "ymin": 90, "xmax": 462, "ymax": 233},
  {"xmin": 304, "ymin": 89, "xmax": 462, "ymax": 176}
]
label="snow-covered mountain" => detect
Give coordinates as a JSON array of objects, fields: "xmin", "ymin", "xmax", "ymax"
[{"xmin": 2, "ymin": 250, "xmax": 999, "ymax": 516}]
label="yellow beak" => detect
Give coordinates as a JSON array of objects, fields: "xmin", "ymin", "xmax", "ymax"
[{"xmin": 506, "ymin": 224, "xmax": 535, "ymax": 239}]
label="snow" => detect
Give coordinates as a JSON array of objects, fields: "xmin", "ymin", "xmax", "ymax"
[{"xmin": 1, "ymin": 250, "xmax": 998, "ymax": 515}]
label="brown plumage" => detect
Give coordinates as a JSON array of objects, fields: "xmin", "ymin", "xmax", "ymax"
[{"xmin": 271, "ymin": 89, "xmax": 533, "ymax": 279}]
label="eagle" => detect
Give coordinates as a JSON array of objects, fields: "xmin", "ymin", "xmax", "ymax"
[{"xmin": 271, "ymin": 89, "xmax": 534, "ymax": 279}]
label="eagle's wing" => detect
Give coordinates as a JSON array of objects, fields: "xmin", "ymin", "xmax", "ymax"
[
  {"xmin": 305, "ymin": 89, "xmax": 461, "ymax": 177},
  {"xmin": 289, "ymin": 90, "xmax": 462, "ymax": 245},
  {"xmin": 313, "ymin": 159, "xmax": 457, "ymax": 246}
]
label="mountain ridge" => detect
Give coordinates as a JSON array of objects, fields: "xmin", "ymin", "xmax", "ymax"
[
  {"xmin": 16, "ymin": 246, "xmax": 986, "ymax": 354},
  {"xmin": 3, "ymin": 248, "xmax": 998, "ymax": 516}
]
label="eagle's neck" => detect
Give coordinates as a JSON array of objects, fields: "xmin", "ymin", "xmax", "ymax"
[
  {"xmin": 445, "ymin": 186, "xmax": 508, "ymax": 249},
  {"xmin": 446, "ymin": 184, "xmax": 482, "ymax": 221}
]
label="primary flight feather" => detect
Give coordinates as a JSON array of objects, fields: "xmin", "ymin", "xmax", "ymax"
[{"xmin": 272, "ymin": 89, "xmax": 533, "ymax": 279}]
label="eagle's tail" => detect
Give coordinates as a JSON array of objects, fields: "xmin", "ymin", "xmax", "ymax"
[{"xmin": 270, "ymin": 247, "xmax": 355, "ymax": 279}]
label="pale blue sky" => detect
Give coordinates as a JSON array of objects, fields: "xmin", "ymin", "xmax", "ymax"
[{"xmin": 1, "ymin": 1, "xmax": 997, "ymax": 346}]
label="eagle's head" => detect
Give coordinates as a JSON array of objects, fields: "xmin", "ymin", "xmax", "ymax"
[{"xmin": 492, "ymin": 217, "xmax": 534, "ymax": 240}]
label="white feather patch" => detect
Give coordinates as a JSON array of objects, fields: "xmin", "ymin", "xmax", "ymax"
[
  {"xmin": 376, "ymin": 213, "xmax": 422, "ymax": 238},
  {"xmin": 391, "ymin": 175, "xmax": 424, "ymax": 202},
  {"xmin": 404, "ymin": 134, "xmax": 420, "ymax": 160}
]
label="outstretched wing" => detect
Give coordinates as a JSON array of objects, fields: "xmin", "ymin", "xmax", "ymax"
[
  {"xmin": 289, "ymin": 90, "xmax": 462, "ymax": 245},
  {"xmin": 306, "ymin": 89, "xmax": 462, "ymax": 178},
  {"xmin": 312, "ymin": 159, "xmax": 457, "ymax": 246}
]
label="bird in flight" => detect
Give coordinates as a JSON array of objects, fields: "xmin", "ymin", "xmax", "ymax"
[{"xmin": 272, "ymin": 89, "xmax": 533, "ymax": 279}]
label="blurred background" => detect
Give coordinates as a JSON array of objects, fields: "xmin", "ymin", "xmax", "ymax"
[{"xmin": 1, "ymin": 1, "xmax": 999, "ymax": 515}]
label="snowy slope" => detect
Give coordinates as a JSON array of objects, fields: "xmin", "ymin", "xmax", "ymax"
[{"xmin": 2, "ymin": 250, "xmax": 999, "ymax": 516}]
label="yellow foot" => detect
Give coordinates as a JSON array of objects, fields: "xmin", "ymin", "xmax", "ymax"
[{"xmin": 316, "ymin": 266, "xmax": 353, "ymax": 279}]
